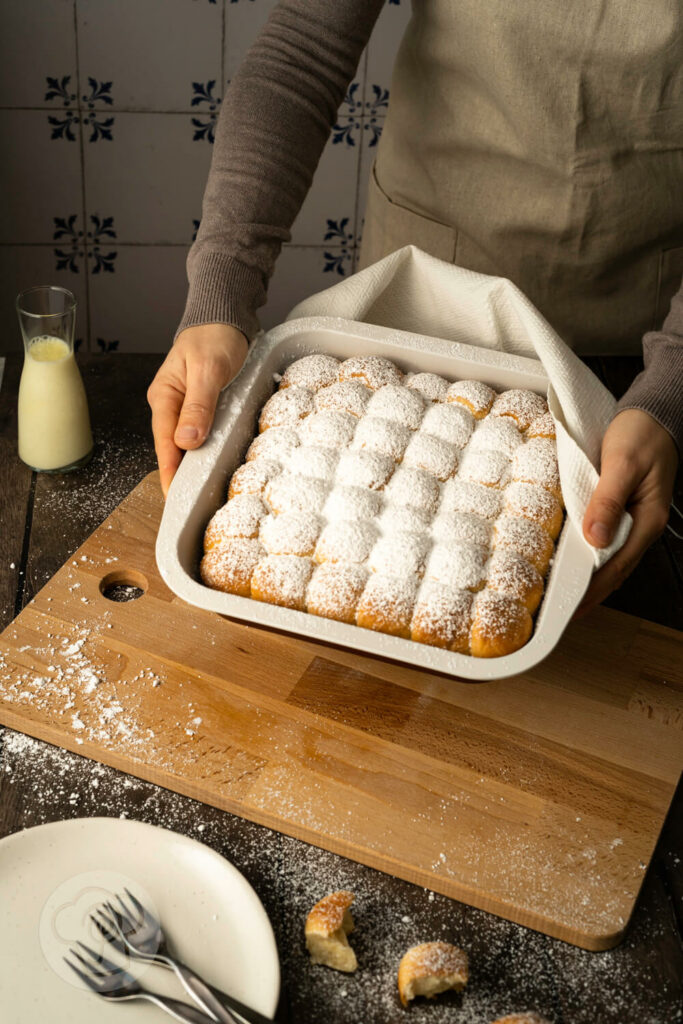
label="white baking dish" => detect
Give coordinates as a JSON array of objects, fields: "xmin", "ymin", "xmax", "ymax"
[{"xmin": 157, "ymin": 317, "xmax": 593, "ymax": 681}]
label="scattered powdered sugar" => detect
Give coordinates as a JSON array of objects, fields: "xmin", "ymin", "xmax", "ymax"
[
  {"xmin": 425, "ymin": 543, "xmax": 488, "ymax": 591},
  {"xmin": 259, "ymin": 513, "xmax": 323, "ymax": 557},
  {"xmin": 492, "ymin": 517, "xmax": 553, "ymax": 574},
  {"xmin": 440, "ymin": 480, "xmax": 503, "ymax": 521},
  {"xmin": 323, "ymin": 486, "xmax": 382, "ymax": 522},
  {"xmin": 228, "ymin": 459, "xmax": 281, "ymax": 499},
  {"xmin": 357, "ymin": 574, "xmax": 418, "ymax": 636},
  {"xmin": 306, "ymin": 563, "xmax": 368, "ymax": 622},
  {"xmin": 200, "ymin": 539, "xmax": 266, "ymax": 594},
  {"xmin": 377, "ymin": 504, "xmax": 433, "ymax": 538},
  {"xmin": 526, "ymin": 411, "xmax": 556, "ymax": 439},
  {"xmin": 431, "ymin": 511, "xmax": 492, "ymax": 549},
  {"xmin": 265, "ymin": 475, "xmax": 329, "ymax": 515},
  {"xmin": 459, "ymin": 449, "xmax": 511, "ymax": 488},
  {"xmin": 469, "ymin": 417, "xmax": 523, "ymax": 457},
  {"xmin": 246, "ymin": 426, "xmax": 300, "ymax": 462},
  {"xmin": 314, "ymin": 520, "xmax": 379, "ymax": 564},
  {"xmin": 284, "ymin": 445, "xmax": 339, "ymax": 481},
  {"xmin": 511, "ymin": 439, "xmax": 560, "ymax": 495},
  {"xmin": 385, "ymin": 468, "xmax": 440, "ymax": 514},
  {"xmin": 352, "ymin": 417, "xmax": 411, "ymax": 461},
  {"xmin": 421, "ymin": 404, "xmax": 474, "ymax": 448},
  {"xmin": 368, "ymin": 533, "xmax": 429, "ymax": 578},
  {"xmin": 251, "ymin": 555, "xmax": 313, "ymax": 609},
  {"xmin": 205, "ymin": 495, "xmax": 266, "ymax": 542},
  {"xmin": 338, "ymin": 355, "xmax": 403, "ymax": 390},
  {"xmin": 446, "ymin": 380, "xmax": 496, "ymax": 415}
]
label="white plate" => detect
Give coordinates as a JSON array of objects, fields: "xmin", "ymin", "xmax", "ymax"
[
  {"xmin": 157, "ymin": 318, "xmax": 593, "ymax": 681},
  {"xmin": 0, "ymin": 817, "xmax": 280, "ymax": 1023}
]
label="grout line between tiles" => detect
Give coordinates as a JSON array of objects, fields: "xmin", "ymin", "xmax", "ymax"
[{"xmin": 73, "ymin": 0, "xmax": 92, "ymax": 352}]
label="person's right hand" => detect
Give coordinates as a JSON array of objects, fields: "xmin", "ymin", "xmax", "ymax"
[{"xmin": 147, "ymin": 322, "xmax": 249, "ymax": 497}]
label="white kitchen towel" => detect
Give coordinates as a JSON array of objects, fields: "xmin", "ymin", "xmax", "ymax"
[{"xmin": 288, "ymin": 244, "xmax": 631, "ymax": 568}]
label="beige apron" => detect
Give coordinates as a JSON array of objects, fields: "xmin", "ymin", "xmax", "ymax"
[{"xmin": 358, "ymin": 0, "xmax": 683, "ymax": 355}]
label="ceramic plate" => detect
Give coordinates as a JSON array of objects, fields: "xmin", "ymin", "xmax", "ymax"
[{"xmin": 0, "ymin": 817, "xmax": 280, "ymax": 1022}]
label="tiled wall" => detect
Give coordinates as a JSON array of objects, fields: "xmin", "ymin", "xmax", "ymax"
[{"xmin": 0, "ymin": 0, "xmax": 410, "ymax": 354}]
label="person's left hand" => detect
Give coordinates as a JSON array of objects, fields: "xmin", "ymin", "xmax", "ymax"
[{"xmin": 576, "ymin": 408, "xmax": 678, "ymax": 617}]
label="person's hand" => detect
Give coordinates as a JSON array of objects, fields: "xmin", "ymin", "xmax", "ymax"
[
  {"xmin": 147, "ymin": 322, "xmax": 249, "ymax": 497},
  {"xmin": 576, "ymin": 409, "xmax": 678, "ymax": 616}
]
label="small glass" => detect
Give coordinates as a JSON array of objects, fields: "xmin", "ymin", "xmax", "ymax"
[{"xmin": 16, "ymin": 285, "xmax": 94, "ymax": 472}]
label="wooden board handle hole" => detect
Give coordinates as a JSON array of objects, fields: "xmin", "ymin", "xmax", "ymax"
[{"xmin": 99, "ymin": 569, "xmax": 148, "ymax": 603}]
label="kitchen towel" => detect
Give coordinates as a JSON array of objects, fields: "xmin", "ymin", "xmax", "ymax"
[{"xmin": 287, "ymin": 244, "xmax": 631, "ymax": 568}]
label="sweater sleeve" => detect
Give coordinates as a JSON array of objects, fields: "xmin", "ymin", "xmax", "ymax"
[
  {"xmin": 176, "ymin": 0, "xmax": 385, "ymax": 342},
  {"xmin": 615, "ymin": 276, "xmax": 683, "ymax": 455}
]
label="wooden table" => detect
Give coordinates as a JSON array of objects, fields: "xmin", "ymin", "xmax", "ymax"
[{"xmin": 1, "ymin": 353, "xmax": 681, "ymax": 1024}]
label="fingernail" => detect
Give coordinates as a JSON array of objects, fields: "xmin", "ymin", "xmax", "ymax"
[
  {"xmin": 589, "ymin": 521, "xmax": 611, "ymax": 546},
  {"xmin": 176, "ymin": 425, "xmax": 198, "ymax": 442}
]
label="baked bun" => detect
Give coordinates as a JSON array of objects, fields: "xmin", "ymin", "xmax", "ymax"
[
  {"xmin": 204, "ymin": 496, "xmax": 266, "ymax": 547},
  {"xmin": 490, "ymin": 388, "xmax": 547, "ymax": 430},
  {"xmin": 410, "ymin": 583, "xmax": 473, "ymax": 651},
  {"xmin": 280, "ymin": 353, "xmax": 340, "ymax": 391},
  {"xmin": 250, "ymin": 555, "xmax": 313, "ymax": 610},
  {"xmin": 199, "ymin": 540, "xmax": 265, "ymax": 597},
  {"xmin": 315, "ymin": 380, "xmax": 370, "ymax": 418},
  {"xmin": 503, "ymin": 482, "xmax": 563, "ymax": 539},
  {"xmin": 489, "ymin": 1015, "xmax": 551, "ymax": 1024},
  {"xmin": 356, "ymin": 574, "xmax": 418, "ymax": 638},
  {"xmin": 259, "ymin": 512, "xmax": 322, "ymax": 557},
  {"xmin": 304, "ymin": 890, "xmax": 357, "ymax": 972},
  {"xmin": 307, "ymin": 563, "xmax": 367, "ymax": 624},
  {"xmin": 397, "ymin": 941, "xmax": 469, "ymax": 1007},
  {"xmin": 526, "ymin": 411, "xmax": 556, "ymax": 440},
  {"xmin": 339, "ymin": 355, "xmax": 403, "ymax": 390},
  {"xmin": 228, "ymin": 459, "xmax": 280, "ymax": 499},
  {"xmin": 246, "ymin": 426, "xmax": 300, "ymax": 463},
  {"xmin": 446, "ymin": 380, "xmax": 495, "ymax": 418},
  {"xmin": 405, "ymin": 371, "xmax": 449, "ymax": 403},
  {"xmin": 470, "ymin": 592, "xmax": 532, "ymax": 658},
  {"xmin": 258, "ymin": 385, "xmax": 314, "ymax": 431}
]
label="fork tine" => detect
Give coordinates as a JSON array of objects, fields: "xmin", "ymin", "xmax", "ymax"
[
  {"xmin": 76, "ymin": 939, "xmax": 122, "ymax": 975},
  {"xmin": 124, "ymin": 886, "xmax": 154, "ymax": 925},
  {"xmin": 70, "ymin": 947, "xmax": 106, "ymax": 980},
  {"xmin": 116, "ymin": 891, "xmax": 141, "ymax": 929},
  {"xmin": 64, "ymin": 956, "xmax": 101, "ymax": 992},
  {"xmin": 90, "ymin": 910, "xmax": 124, "ymax": 952}
]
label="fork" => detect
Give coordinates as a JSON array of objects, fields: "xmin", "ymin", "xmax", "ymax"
[
  {"xmin": 64, "ymin": 941, "xmax": 217, "ymax": 1023},
  {"xmin": 91, "ymin": 889, "xmax": 272, "ymax": 1024}
]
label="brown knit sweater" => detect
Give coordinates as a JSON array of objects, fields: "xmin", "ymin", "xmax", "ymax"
[{"xmin": 177, "ymin": 0, "xmax": 683, "ymax": 453}]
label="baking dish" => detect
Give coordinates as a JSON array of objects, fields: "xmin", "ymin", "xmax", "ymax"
[{"xmin": 156, "ymin": 317, "xmax": 593, "ymax": 681}]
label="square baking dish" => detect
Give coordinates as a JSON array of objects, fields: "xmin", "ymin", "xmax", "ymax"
[{"xmin": 157, "ymin": 317, "xmax": 593, "ymax": 681}]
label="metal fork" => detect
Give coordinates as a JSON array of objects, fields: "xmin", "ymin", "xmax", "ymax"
[
  {"xmin": 64, "ymin": 941, "xmax": 217, "ymax": 1023},
  {"xmin": 91, "ymin": 889, "xmax": 272, "ymax": 1024}
]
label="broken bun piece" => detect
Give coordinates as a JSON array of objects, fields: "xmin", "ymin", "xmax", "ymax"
[
  {"xmin": 305, "ymin": 890, "xmax": 358, "ymax": 972},
  {"xmin": 397, "ymin": 941, "xmax": 469, "ymax": 1006}
]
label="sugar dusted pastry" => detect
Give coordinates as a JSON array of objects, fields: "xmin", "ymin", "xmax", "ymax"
[
  {"xmin": 202, "ymin": 353, "xmax": 566, "ymax": 659},
  {"xmin": 491, "ymin": 388, "xmax": 547, "ymax": 430},
  {"xmin": 421, "ymin": 403, "xmax": 473, "ymax": 448},
  {"xmin": 258, "ymin": 385, "xmax": 313, "ymax": 431},
  {"xmin": 446, "ymin": 379, "xmax": 495, "ymax": 418},
  {"xmin": 339, "ymin": 355, "xmax": 403, "ymax": 390},
  {"xmin": 405, "ymin": 371, "xmax": 449, "ymax": 403},
  {"xmin": 486, "ymin": 549, "xmax": 544, "ymax": 613},
  {"xmin": 470, "ymin": 592, "xmax": 532, "ymax": 658},
  {"xmin": 307, "ymin": 563, "xmax": 367, "ymax": 623},
  {"xmin": 411, "ymin": 583, "xmax": 473, "ymax": 651},
  {"xmin": 246, "ymin": 425, "xmax": 299, "ymax": 463},
  {"xmin": 305, "ymin": 890, "xmax": 357, "ymax": 972},
  {"xmin": 204, "ymin": 495, "xmax": 266, "ymax": 546},
  {"xmin": 366, "ymin": 383, "xmax": 425, "ymax": 430},
  {"xmin": 314, "ymin": 519, "xmax": 378, "ymax": 564},
  {"xmin": 299, "ymin": 409, "xmax": 357, "ymax": 449},
  {"xmin": 335, "ymin": 449, "xmax": 394, "ymax": 490},
  {"xmin": 503, "ymin": 481, "xmax": 563, "ymax": 539},
  {"xmin": 526, "ymin": 411, "xmax": 556, "ymax": 439},
  {"xmin": 265, "ymin": 474, "xmax": 328, "ymax": 515},
  {"xmin": 352, "ymin": 415, "xmax": 411, "ymax": 461},
  {"xmin": 315, "ymin": 380, "xmax": 370, "ymax": 417},
  {"xmin": 228, "ymin": 459, "xmax": 280, "ymax": 499},
  {"xmin": 251, "ymin": 555, "xmax": 313, "ymax": 610},
  {"xmin": 385, "ymin": 467, "xmax": 440, "ymax": 514},
  {"xmin": 403, "ymin": 433, "xmax": 459, "ymax": 481},
  {"xmin": 200, "ymin": 540, "xmax": 265, "ymax": 597},
  {"xmin": 510, "ymin": 438, "xmax": 561, "ymax": 499},
  {"xmin": 397, "ymin": 941, "xmax": 469, "ymax": 1007},
  {"xmin": 356, "ymin": 574, "xmax": 418, "ymax": 638},
  {"xmin": 259, "ymin": 512, "xmax": 322, "ymax": 557},
  {"xmin": 280, "ymin": 353, "xmax": 340, "ymax": 391}
]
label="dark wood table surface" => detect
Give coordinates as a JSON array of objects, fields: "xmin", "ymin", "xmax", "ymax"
[{"xmin": 1, "ymin": 353, "xmax": 681, "ymax": 1024}]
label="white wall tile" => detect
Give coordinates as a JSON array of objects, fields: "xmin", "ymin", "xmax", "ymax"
[
  {"xmin": 0, "ymin": 111, "xmax": 83, "ymax": 244},
  {"xmin": 0, "ymin": 246, "xmax": 88, "ymax": 354},
  {"xmin": 258, "ymin": 245, "xmax": 353, "ymax": 331},
  {"xmin": 84, "ymin": 113, "xmax": 212, "ymax": 244},
  {"xmin": 77, "ymin": 0, "xmax": 223, "ymax": 111},
  {"xmin": 0, "ymin": 0, "xmax": 77, "ymax": 108},
  {"xmin": 365, "ymin": 0, "xmax": 411, "ymax": 111},
  {"xmin": 88, "ymin": 245, "xmax": 188, "ymax": 351}
]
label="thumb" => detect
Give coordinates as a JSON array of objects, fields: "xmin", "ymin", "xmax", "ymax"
[
  {"xmin": 583, "ymin": 453, "xmax": 639, "ymax": 548},
  {"xmin": 174, "ymin": 361, "xmax": 225, "ymax": 450}
]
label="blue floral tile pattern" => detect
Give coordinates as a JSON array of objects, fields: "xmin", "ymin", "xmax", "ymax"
[
  {"xmin": 96, "ymin": 338, "xmax": 119, "ymax": 352},
  {"xmin": 53, "ymin": 214, "xmax": 82, "ymax": 272},
  {"xmin": 323, "ymin": 217, "xmax": 354, "ymax": 276},
  {"xmin": 363, "ymin": 117, "xmax": 383, "ymax": 148},
  {"xmin": 45, "ymin": 74, "xmax": 114, "ymax": 141},
  {"xmin": 365, "ymin": 85, "xmax": 390, "ymax": 114},
  {"xmin": 191, "ymin": 80, "xmax": 221, "ymax": 142},
  {"xmin": 87, "ymin": 214, "xmax": 117, "ymax": 273}
]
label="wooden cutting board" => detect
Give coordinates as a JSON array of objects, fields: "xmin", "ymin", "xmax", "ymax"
[{"xmin": 1, "ymin": 472, "xmax": 681, "ymax": 951}]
